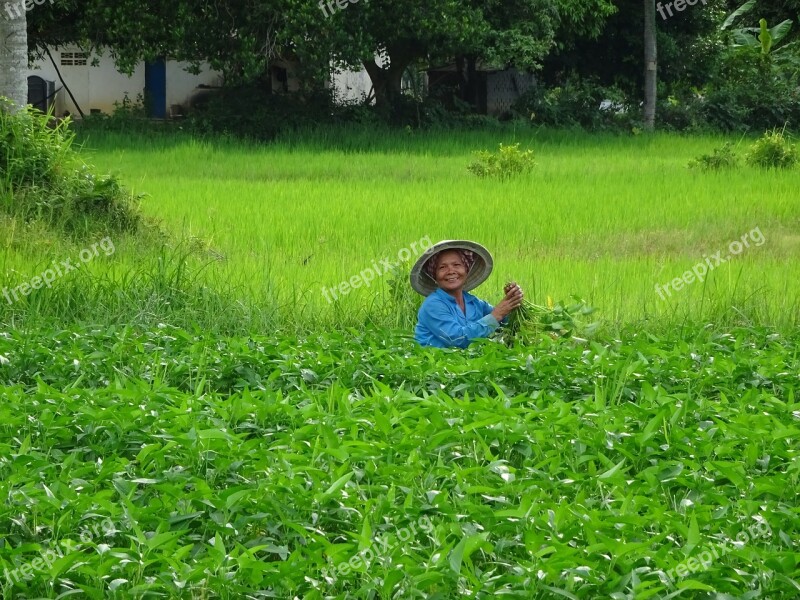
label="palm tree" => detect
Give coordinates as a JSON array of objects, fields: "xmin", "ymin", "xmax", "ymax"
[
  {"xmin": 643, "ymin": 0, "xmax": 657, "ymax": 130},
  {"xmin": 0, "ymin": 7, "xmax": 28, "ymax": 111}
]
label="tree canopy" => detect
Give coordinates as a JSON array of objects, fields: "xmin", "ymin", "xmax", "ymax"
[{"xmin": 25, "ymin": 0, "xmax": 616, "ymax": 106}]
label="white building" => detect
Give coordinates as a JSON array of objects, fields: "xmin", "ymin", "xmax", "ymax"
[
  {"xmin": 27, "ymin": 45, "xmax": 375, "ymax": 118},
  {"xmin": 27, "ymin": 47, "xmax": 223, "ymax": 117}
]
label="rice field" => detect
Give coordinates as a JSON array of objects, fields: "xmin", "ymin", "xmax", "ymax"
[{"xmin": 64, "ymin": 127, "xmax": 800, "ymax": 330}]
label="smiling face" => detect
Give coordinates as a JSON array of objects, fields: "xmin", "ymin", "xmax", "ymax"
[{"xmin": 432, "ymin": 250, "xmax": 468, "ymax": 294}]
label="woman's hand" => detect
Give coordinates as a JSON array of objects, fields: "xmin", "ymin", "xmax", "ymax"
[{"xmin": 492, "ymin": 282, "xmax": 524, "ymax": 321}]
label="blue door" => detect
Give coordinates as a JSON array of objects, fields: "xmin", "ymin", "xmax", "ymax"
[{"xmin": 144, "ymin": 58, "xmax": 167, "ymax": 118}]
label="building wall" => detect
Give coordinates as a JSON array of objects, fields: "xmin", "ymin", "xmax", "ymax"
[
  {"xmin": 331, "ymin": 67, "xmax": 373, "ymax": 103},
  {"xmin": 27, "ymin": 45, "xmax": 381, "ymax": 117},
  {"xmin": 486, "ymin": 68, "xmax": 535, "ymax": 116},
  {"xmin": 165, "ymin": 61, "xmax": 223, "ymax": 112},
  {"xmin": 28, "ymin": 46, "xmax": 223, "ymax": 117},
  {"xmin": 329, "ymin": 55, "xmax": 389, "ymax": 104}
]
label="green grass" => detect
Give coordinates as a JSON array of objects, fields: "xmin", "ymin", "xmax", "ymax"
[
  {"xmin": 0, "ymin": 324, "xmax": 797, "ymax": 598},
  {"xmin": 49, "ymin": 127, "xmax": 797, "ymax": 331}
]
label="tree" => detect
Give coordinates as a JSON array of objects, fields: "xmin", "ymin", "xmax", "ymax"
[
  {"xmin": 450, "ymin": 0, "xmax": 615, "ymax": 109},
  {"xmin": 26, "ymin": 0, "xmax": 330, "ymax": 87},
  {"xmin": 329, "ymin": 0, "xmax": 615, "ymax": 111},
  {"xmin": 20, "ymin": 0, "xmax": 620, "ymax": 116},
  {"xmin": 0, "ymin": 6, "xmax": 28, "ymax": 110},
  {"xmin": 644, "ymin": 0, "xmax": 657, "ymax": 129},
  {"xmin": 537, "ymin": 0, "xmax": 721, "ymax": 116},
  {"xmin": 32, "ymin": 0, "xmax": 615, "ymax": 112}
]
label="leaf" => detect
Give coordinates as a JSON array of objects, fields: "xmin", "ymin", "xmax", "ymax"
[
  {"xmin": 769, "ymin": 19, "xmax": 793, "ymax": 46},
  {"xmin": 541, "ymin": 586, "xmax": 580, "ymax": 599},
  {"xmin": 197, "ymin": 428, "xmax": 233, "ymax": 441},
  {"xmin": 449, "ymin": 533, "xmax": 490, "ymax": 573},
  {"xmin": 731, "ymin": 31, "xmax": 758, "ymax": 46},
  {"xmin": 317, "ymin": 471, "xmax": 354, "ymax": 502},
  {"xmin": 109, "ymin": 579, "xmax": 128, "ymax": 591},
  {"xmin": 677, "ymin": 580, "xmax": 716, "ymax": 591},
  {"xmin": 464, "ymin": 415, "xmax": 504, "ymax": 432},
  {"xmin": 657, "ymin": 462, "xmax": 684, "ymax": 482},
  {"xmin": 17, "ymin": 434, "xmax": 30, "ymax": 455},
  {"xmin": 759, "ymin": 19, "xmax": 774, "ymax": 54},
  {"xmin": 685, "ymin": 515, "xmax": 700, "ymax": 554},
  {"xmin": 168, "ymin": 512, "xmax": 205, "ymax": 525},
  {"xmin": 146, "ymin": 529, "xmax": 185, "ymax": 550},
  {"xmin": 225, "ymin": 489, "xmax": 252, "ymax": 510},
  {"xmin": 358, "ymin": 516, "xmax": 372, "ymax": 552},
  {"xmin": 721, "ymin": 0, "xmax": 756, "ymax": 31},
  {"xmin": 598, "ymin": 459, "xmax": 626, "ymax": 480}
]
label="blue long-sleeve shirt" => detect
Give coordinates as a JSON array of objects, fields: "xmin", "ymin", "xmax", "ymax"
[{"xmin": 414, "ymin": 288, "xmax": 501, "ymax": 348}]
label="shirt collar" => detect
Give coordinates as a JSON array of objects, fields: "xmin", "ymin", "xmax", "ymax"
[{"xmin": 434, "ymin": 287, "xmax": 473, "ymax": 304}]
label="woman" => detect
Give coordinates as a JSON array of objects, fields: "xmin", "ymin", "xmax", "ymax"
[{"xmin": 410, "ymin": 240, "xmax": 524, "ymax": 348}]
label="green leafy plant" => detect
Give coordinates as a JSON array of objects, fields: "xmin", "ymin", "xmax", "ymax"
[
  {"xmin": 467, "ymin": 142, "xmax": 536, "ymax": 180},
  {"xmin": 112, "ymin": 92, "xmax": 147, "ymax": 118},
  {"xmin": 0, "ymin": 99, "xmax": 142, "ymax": 235},
  {"xmin": 498, "ymin": 293, "xmax": 599, "ymax": 346},
  {"xmin": 513, "ymin": 75, "xmax": 636, "ymax": 131},
  {"xmin": 745, "ymin": 129, "xmax": 798, "ymax": 168},
  {"xmin": 1, "ymin": 322, "xmax": 796, "ymax": 597},
  {"xmin": 722, "ymin": 1, "xmax": 795, "ymax": 57},
  {"xmin": 702, "ymin": 2, "xmax": 800, "ymax": 132},
  {"xmin": 688, "ymin": 142, "xmax": 740, "ymax": 170}
]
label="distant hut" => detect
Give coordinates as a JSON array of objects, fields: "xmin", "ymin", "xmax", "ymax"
[{"xmin": 427, "ymin": 61, "xmax": 536, "ymax": 117}]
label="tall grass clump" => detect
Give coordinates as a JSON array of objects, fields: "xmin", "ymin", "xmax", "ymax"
[
  {"xmin": 0, "ymin": 240, "xmax": 276, "ymax": 334},
  {"xmin": 0, "ymin": 99, "xmax": 142, "ymax": 236},
  {"xmin": 467, "ymin": 142, "xmax": 535, "ymax": 180},
  {"xmin": 745, "ymin": 129, "xmax": 798, "ymax": 169},
  {"xmin": 687, "ymin": 142, "xmax": 739, "ymax": 170}
]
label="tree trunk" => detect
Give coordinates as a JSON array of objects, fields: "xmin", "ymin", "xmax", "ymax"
[
  {"xmin": 643, "ymin": 0, "xmax": 657, "ymax": 130},
  {"xmin": 362, "ymin": 45, "xmax": 415, "ymax": 113},
  {"xmin": 0, "ymin": 8, "xmax": 28, "ymax": 111},
  {"xmin": 362, "ymin": 58, "xmax": 406, "ymax": 111}
]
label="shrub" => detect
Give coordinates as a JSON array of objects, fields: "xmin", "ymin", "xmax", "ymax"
[
  {"xmin": 0, "ymin": 100, "xmax": 141, "ymax": 234},
  {"xmin": 513, "ymin": 75, "xmax": 636, "ymax": 131},
  {"xmin": 657, "ymin": 93, "xmax": 707, "ymax": 132},
  {"xmin": 745, "ymin": 129, "xmax": 798, "ymax": 169},
  {"xmin": 185, "ymin": 85, "xmax": 353, "ymax": 141},
  {"xmin": 701, "ymin": 48, "xmax": 800, "ymax": 132},
  {"xmin": 688, "ymin": 142, "xmax": 739, "ymax": 170},
  {"xmin": 468, "ymin": 143, "xmax": 536, "ymax": 180}
]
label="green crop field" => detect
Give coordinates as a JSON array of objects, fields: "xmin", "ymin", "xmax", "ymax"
[
  {"xmin": 1, "ymin": 127, "xmax": 798, "ymax": 599},
  {"xmin": 67, "ymin": 128, "xmax": 800, "ymax": 329}
]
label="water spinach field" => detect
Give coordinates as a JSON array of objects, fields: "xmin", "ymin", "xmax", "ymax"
[{"xmin": 1, "ymin": 128, "xmax": 799, "ymax": 598}]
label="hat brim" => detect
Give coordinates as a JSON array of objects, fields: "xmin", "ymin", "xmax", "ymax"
[{"xmin": 409, "ymin": 240, "xmax": 494, "ymax": 296}]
